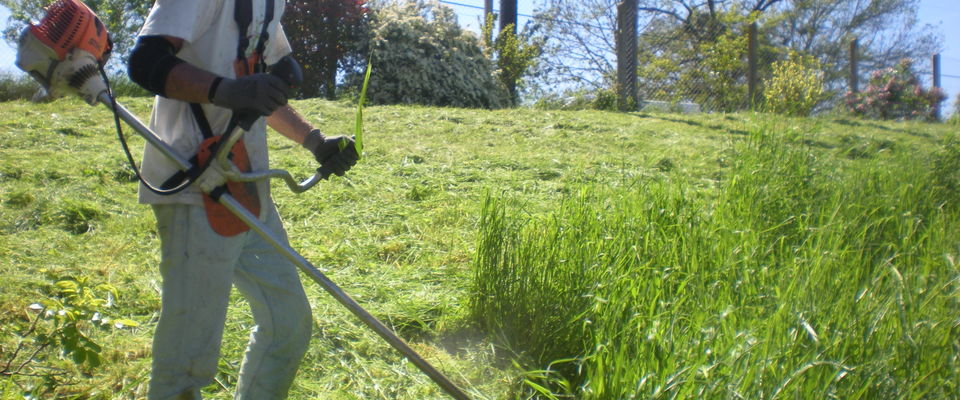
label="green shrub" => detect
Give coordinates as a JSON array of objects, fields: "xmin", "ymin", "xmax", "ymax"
[
  {"xmin": 949, "ymin": 94, "xmax": 960, "ymax": 125},
  {"xmin": 844, "ymin": 58, "xmax": 946, "ymax": 121},
  {"xmin": 763, "ymin": 52, "xmax": 826, "ymax": 116},
  {"xmin": 481, "ymin": 15, "xmax": 541, "ymax": 105},
  {"xmin": 591, "ymin": 87, "xmax": 618, "ymax": 111},
  {"xmin": 0, "ymin": 72, "xmax": 42, "ymax": 102},
  {"xmin": 353, "ymin": 0, "xmax": 507, "ymax": 108},
  {"xmin": 0, "ymin": 72, "xmax": 149, "ymax": 102}
]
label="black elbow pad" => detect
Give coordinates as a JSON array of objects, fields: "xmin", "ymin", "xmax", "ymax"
[{"xmin": 128, "ymin": 36, "xmax": 185, "ymax": 97}]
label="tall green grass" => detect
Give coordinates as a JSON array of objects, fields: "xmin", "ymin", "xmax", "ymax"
[{"xmin": 471, "ymin": 127, "xmax": 960, "ymax": 398}]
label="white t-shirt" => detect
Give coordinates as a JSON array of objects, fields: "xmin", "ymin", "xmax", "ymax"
[{"xmin": 136, "ymin": 0, "xmax": 291, "ymax": 205}]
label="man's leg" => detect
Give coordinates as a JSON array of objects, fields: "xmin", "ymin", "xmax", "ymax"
[
  {"xmin": 148, "ymin": 204, "xmax": 246, "ymax": 400},
  {"xmin": 232, "ymin": 204, "xmax": 313, "ymax": 399}
]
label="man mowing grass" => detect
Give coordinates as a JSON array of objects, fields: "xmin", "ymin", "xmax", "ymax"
[{"xmin": 127, "ymin": 0, "xmax": 358, "ymax": 398}]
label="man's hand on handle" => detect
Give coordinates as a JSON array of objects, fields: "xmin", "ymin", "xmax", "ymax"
[
  {"xmin": 211, "ymin": 73, "xmax": 290, "ymax": 116},
  {"xmin": 302, "ymin": 130, "xmax": 359, "ymax": 177}
]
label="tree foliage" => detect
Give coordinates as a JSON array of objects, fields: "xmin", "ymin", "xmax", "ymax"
[
  {"xmin": 529, "ymin": 0, "xmax": 618, "ymax": 93},
  {"xmin": 1, "ymin": 0, "xmax": 150, "ymax": 72},
  {"xmin": 635, "ymin": 11, "xmax": 774, "ymax": 111},
  {"xmin": 282, "ymin": 0, "xmax": 370, "ymax": 99},
  {"xmin": 765, "ymin": 0, "xmax": 940, "ymax": 92},
  {"xmin": 531, "ymin": 0, "xmax": 941, "ymax": 109},
  {"xmin": 350, "ymin": 0, "xmax": 507, "ymax": 108}
]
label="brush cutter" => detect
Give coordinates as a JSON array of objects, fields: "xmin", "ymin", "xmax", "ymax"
[{"xmin": 15, "ymin": 1, "xmax": 470, "ymax": 398}]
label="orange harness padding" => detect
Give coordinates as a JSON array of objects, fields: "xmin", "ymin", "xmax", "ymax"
[{"xmin": 196, "ymin": 136, "xmax": 260, "ymax": 237}]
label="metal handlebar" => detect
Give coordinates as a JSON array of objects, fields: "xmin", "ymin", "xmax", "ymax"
[
  {"xmin": 227, "ymin": 167, "xmax": 325, "ymax": 193},
  {"xmin": 99, "ymin": 91, "xmax": 325, "ymax": 194}
]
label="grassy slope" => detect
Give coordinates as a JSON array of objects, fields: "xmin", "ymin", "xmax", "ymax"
[
  {"xmin": 0, "ymin": 97, "xmax": 954, "ymax": 399},
  {"xmin": 473, "ymin": 120, "xmax": 960, "ymax": 398}
]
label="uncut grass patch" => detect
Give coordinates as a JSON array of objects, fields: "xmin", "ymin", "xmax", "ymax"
[{"xmin": 471, "ymin": 129, "xmax": 960, "ymax": 398}]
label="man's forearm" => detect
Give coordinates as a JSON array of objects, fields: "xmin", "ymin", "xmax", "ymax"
[
  {"xmin": 163, "ymin": 62, "xmax": 218, "ymax": 104},
  {"xmin": 267, "ymin": 105, "xmax": 314, "ymax": 145},
  {"xmin": 134, "ymin": 34, "xmax": 304, "ymax": 135},
  {"xmin": 128, "ymin": 35, "xmax": 217, "ymax": 104}
]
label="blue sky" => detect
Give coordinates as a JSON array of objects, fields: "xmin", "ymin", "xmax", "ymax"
[{"xmin": 2, "ymin": 1, "xmax": 958, "ymax": 114}]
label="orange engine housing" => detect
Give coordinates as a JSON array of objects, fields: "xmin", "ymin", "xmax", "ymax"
[{"xmin": 29, "ymin": 0, "xmax": 112, "ymax": 64}]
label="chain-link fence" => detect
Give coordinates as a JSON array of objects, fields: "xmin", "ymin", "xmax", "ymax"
[
  {"xmin": 630, "ymin": 23, "xmax": 755, "ymax": 113},
  {"xmin": 631, "ymin": 22, "xmax": 809, "ymax": 113},
  {"xmin": 628, "ymin": 22, "xmax": 947, "ymax": 116}
]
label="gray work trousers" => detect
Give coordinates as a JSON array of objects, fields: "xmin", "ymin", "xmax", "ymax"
[{"xmin": 148, "ymin": 203, "xmax": 311, "ymax": 400}]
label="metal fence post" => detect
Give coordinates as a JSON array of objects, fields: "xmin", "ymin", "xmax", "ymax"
[
  {"xmin": 933, "ymin": 53, "xmax": 942, "ymax": 120},
  {"xmin": 747, "ymin": 22, "xmax": 758, "ymax": 109},
  {"xmin": 484, "ymin": 0, "xmax": 493, "ymax": 42},
  {"xmin": 498, "ymin": 0, "xmax": 517, "ymax": 101},
  {"xmin": 616, "ymin": 0, "xmax": 638, "ymax": 111},
  {"xmin": 498, "ymin": 0, "xmax": 517, "ymax": 34},
  {"xmin": 849, "ymin": 38, "xmax": 859, "ymax": 94}
]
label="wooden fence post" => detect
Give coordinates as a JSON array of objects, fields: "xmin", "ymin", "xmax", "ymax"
[{"xmin": 747, "ymin": 22, "xmax": 758, "ymax": 109}]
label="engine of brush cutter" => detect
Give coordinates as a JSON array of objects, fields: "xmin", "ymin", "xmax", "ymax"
[{"xmin": 16, "ymin": 0, "xmax": 113, "ymax": 105}]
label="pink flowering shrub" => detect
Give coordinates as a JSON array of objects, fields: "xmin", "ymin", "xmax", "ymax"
[{"xmin": 844, "ymin": 59, "xmax": 946, "ymax": 121}]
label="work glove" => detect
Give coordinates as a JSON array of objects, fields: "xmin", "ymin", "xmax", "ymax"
[
  {"xmin": 211, "ymin": 73, "xmax": 290, "ymax": 116},
  {"xmin": 302, "ymin": 130, "xmax": 360, "ymax": 177}
]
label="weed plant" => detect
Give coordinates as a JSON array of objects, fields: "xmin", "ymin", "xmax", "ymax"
[{"xmin": 472, "ymin": 128, "xmax": 960, "ymax": 398}]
